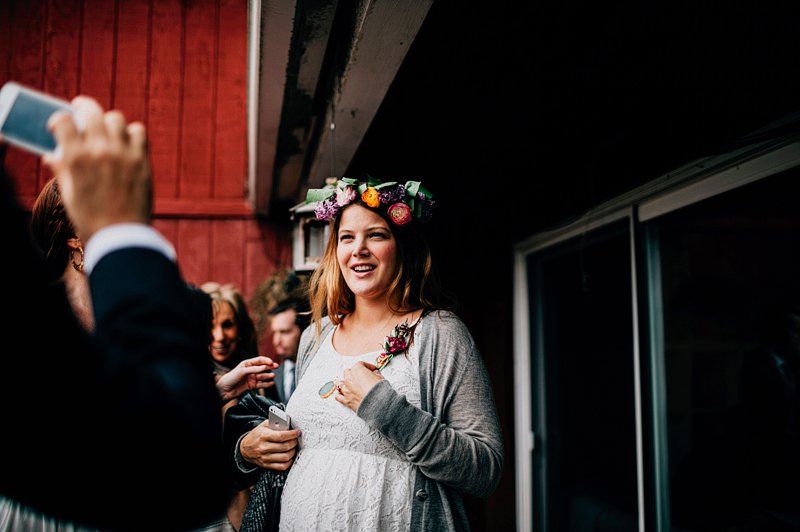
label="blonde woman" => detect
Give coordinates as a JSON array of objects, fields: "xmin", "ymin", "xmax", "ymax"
[{"xmin": 233, "ymin": 177, "xmax": 503, "ymax": 531}]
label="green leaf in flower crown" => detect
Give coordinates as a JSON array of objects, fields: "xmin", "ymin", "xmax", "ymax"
[
  {"xmin": 402, "ymin": 181, "xmax": 417, "ymax": 216},
  {"xmin": 404, "ymin": 181, "xmax": 421, "ymax": 197},
  {"xmin": 338, "ymin": 177, "xmax": 359, "ymax": 188},
  {"xmin": 374, "ymin": 181, "xmax": 398, "ymax": 190},
  {"xmin": 305, "ymin": 188, "xmax": 335, "ymax": 203}
]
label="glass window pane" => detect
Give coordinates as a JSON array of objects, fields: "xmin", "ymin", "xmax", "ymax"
[
  {"xmin": 528, "ymin": 219, "xmax": 639, "ymax": 531},
  {"xmin": 654, "ymin": 167, "xmax": 800, "ymax": 531}
]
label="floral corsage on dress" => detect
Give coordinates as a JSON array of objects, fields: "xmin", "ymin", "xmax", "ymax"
[{"xmin": 318, "ymin": 320, "xmax": 414, "ymax": 399}]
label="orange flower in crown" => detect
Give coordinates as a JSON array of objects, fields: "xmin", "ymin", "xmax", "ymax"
[{"xmin": 361, "ymin": 187, "xmax": 380, "ymax": 208}]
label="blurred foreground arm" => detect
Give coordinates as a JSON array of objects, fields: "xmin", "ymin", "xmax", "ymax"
[{"xmin": 3, "ymin": 98, "xmax": 232, "ymax": 529}]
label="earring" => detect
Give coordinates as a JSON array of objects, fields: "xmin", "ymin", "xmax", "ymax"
[{"xmin": 71, "ymin": 246, "xmax": 85, "ymax": 273}]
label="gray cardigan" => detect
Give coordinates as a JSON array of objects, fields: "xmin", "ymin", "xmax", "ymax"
[{"xmin": 296, "ymin": 310, "xmax": 504, "ymax": 531}]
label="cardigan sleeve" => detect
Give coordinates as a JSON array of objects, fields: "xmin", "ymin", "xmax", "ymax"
[{"xmin": 357, "ymin": 312, "xmax": 504, "ymax": 498}]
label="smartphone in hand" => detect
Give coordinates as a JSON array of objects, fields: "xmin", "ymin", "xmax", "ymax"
[
  {"xmin": 0, "ymin": 82, "xmax": 73, "ymax": 156},
  {"xmin": 268, "ymin": 405, "xmax": 291, "ymax": 431}
]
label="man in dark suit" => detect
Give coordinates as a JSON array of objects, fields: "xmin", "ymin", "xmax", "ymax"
[
  {"xmin": 266, "ymin": 296, "xmax": 311, "ymax": 404},
  {"xmin": 0, "ymin": 97, "xmax": 229, "ymax": 530}
]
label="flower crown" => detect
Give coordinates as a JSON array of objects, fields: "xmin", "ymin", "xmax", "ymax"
[{"xmin": 305, "ymin": 176, "xmax": 434, "ymax": 226}]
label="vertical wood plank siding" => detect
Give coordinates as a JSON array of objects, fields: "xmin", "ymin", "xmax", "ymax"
[
  {"xmin": 2, "ymin": 0, "xmax": 291, "ymax": 316},
  {"xmin": 5, "ymin": 2, "xmax": 46, "ymax": 197}
]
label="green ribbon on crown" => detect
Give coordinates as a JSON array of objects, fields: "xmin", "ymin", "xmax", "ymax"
[{"xmin": 404, "ymin": 180, "xmax": 432, "ymax": 219}]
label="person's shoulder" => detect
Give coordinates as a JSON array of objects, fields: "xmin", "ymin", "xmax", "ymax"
[
  {"xmin": 299, "ymin": 315, "xmax": 333, "ymax": 347},
  {"xmin": 298, "ymin": 322, "xmax": 314, "ymax": 347},
  {"xmin": 420, "ymin": 309, "xmax": 473, "ymax": 339},
  {"xmin": 423, "ymin": 309, "xmax": 463, "ymax": 326},
  {"xmin": 302, "ymin": 315, "xmax": 333, "ymax": 334}
]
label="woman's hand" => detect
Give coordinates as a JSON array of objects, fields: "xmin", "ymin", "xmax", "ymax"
[
  {"xmin": 216, "ymin": 356, "xmax": 278, "ymax": 403},
  {"xmin": 335, "ymin": 361, "xmax": 383, "ymax": 411},
  {"xmin": 240, "ymin": 420, "xmax": 301, "ymax": 471}
]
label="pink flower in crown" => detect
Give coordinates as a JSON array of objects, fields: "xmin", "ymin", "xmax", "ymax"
[
  {"xmin": 387, "ymin": 202, "xmax": 412, "ymax": 225},
  {"xmin": 336, "ymin": 186, "xmax": 356, "ymax": 207},
  {"xmin": 314, "ymin": 200, "xmax": 340, "ymax": 221}
]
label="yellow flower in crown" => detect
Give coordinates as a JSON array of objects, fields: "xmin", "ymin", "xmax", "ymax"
[{"xmin": 361, "ymin": 187, "xmax": 380, "ymax": 208}]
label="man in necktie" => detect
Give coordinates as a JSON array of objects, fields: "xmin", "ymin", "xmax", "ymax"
[{"xmin": 266, "ymin": 296, "xmax": 310, "ymax": 404}]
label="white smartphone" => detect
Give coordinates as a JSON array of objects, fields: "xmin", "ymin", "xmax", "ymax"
[
  {"xmin": 0, "ymin": 81, "xmax": 73, "ymax": 156},
  {"xmin": 268, "ymin": 404, "xmax": 291, "ymax": 431}
]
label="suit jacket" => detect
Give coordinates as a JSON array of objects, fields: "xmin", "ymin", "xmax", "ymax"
[{"xmin": 0, "ymin": 170, "xmax": 229, "ymax": 531}]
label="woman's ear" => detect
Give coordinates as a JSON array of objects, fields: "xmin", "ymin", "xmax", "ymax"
[{"xmin": 67, "ymin": 236, "xmax": 83, "ymax": 251}]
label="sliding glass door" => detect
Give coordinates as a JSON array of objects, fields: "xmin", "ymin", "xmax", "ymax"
[
  {"xmin": 644, "ymin": 166, "xmax": 800, "ymax": 531},
  {"xmin": 515, "ymin": 136, "xmax": 800, "ymax": 532},
  {"xmin": 524, "ymin": 219, "xmax": 640, "ymax": 532}
]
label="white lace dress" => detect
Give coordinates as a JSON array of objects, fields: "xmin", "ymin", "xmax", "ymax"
[{"xmin": 280, "ymin": 327, "xmax": 421, "ymax": 532}]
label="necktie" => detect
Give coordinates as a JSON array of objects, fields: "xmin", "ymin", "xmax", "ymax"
[{"xmin": 286, "ymin": 364, "xmax": 296, "ymax": 399}]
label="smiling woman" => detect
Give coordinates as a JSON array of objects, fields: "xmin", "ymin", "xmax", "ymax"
[
  {"xmin": 202, "ymin": 282, "xmax": 258, "ymax": 371},
  {"xmin": 226, "ymin": 175, "xmax": 504, "ymax": 532}
]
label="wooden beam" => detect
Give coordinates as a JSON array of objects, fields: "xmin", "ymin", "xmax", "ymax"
[
  {"xmin": 252, "ymin": 0, "xmax": 297, "ymax": 215},
  {"xmin": 273, "ymin": 0, "xmax": 339, "ymax": 204},
  {"xmin": 306, "ymin": 0, "xmax": 434, "ymax": 189},
  {"xmin": 152, "ymin": 198, "xmax": 254, "ymax": 217}
]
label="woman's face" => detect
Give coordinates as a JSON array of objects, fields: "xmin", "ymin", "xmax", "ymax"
[
  {"xmin": 210, "ymin": 300, "xmax": 239, "ymax": 364},
  {"xmin": 336, "ymin": 204, "xmax": 399, "ymax": 303}
]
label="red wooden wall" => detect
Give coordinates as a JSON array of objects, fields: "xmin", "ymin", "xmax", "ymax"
[{"xmin": 1, "ymin": 0, "xmax": 292, "ymax": 349}]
